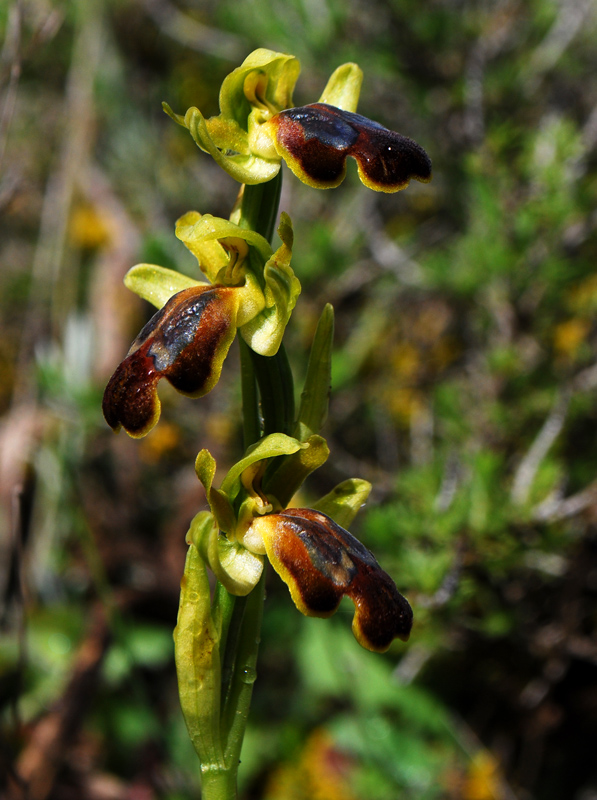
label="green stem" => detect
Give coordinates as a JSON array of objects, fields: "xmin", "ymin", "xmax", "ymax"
[
  {"xmin": 196, "ymin": 174, "xmax": 292, "ymax": 799},
  {"xmin": 238, "ymin": 337, "xmax": 261, "ymax": 451},
  {"xmin": 249, "ymin": 344, "xmax": 295, "ymax": 436},
  {"xmin": 199, "ymin": 765, "xmax": 239, "ymax": 800},
  {"xmin": 236, "ymin": 173, "xmax": 282, "ymax": 243},
  {"xmin": 222, "ymin": 570, "xmax": 265, "ymax": 759},
  {"xmin": 237, "ymin": 172, "xmax": 296, "ymax": 436}
]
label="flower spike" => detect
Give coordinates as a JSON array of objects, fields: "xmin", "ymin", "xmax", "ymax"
[
  {"xmin": 248, "ymin": 508, "xmax": 413, "ymax": 652},
  {"xmin": 266, "ymin": 103, "xmax": 432, "ymax": 192}
]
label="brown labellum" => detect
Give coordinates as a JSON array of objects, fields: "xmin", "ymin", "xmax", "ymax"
[
  {"xmin": 270, "ymin": 103, "xmax": 432, "ymax": 192},
  {"xmin": 253, "ymin": 507, "xmax": 413, "ymax": 652},
  {"xmin": 102, "ymin": 285, "xmax": 238, "ymax": 437}
]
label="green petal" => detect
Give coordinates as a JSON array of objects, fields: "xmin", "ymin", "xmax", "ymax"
[
  {"xmin": 175, "ymin": 212, "xmax": 273, "ymax": 285},
  {"xmin": 175, "ymin": 212, "xmax": 229, "ymax": 283},
  {"xmin": 294, "ymin": 303, "xmax": 334, "ymax": 442},
  {"xmin": 312, "ymin": 478, "xmax": 372, "ymax": 529},
  {"xmin": 219, "ymin": 48, "xmax": 300, "ymax": 125},
  {"xmin": 317, "ymin": 62, "xmax": 363, "ymax": 113},
  {"xmin": 124, "ymin": 264, "xmax": 205, "ymax": 309}
]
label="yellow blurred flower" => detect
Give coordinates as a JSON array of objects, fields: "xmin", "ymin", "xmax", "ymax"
[
  {"xmin": 553, "ymin": 318, "xmax": 590, "ymax": 358},
  {"xmin": 411, "ymin": 301, "xmax": 452, "ymax": 345},
  {"xmin": 139, "ymin": 421, "xmax": 180, "ymax": 463},
  {"xmin": 430, "ymin": 335, "xmax": 460, "ymax": 371},
  {"xmin": 463, "ymin": 751, "xmax": 502, "ymax": 800},
  {"xmin": 391, "ymin": 342, "xmax": 421, "ymax": 380},
  {"xmin": 384, "ymin": 386, "xmax": 426, "ymax": 425},
  {"xmin": 69, "ymin": 204, "xmax": 111, "ymax": 249},
  {"xmin": 567, "ymin": 274, "xmax": 597, "ymax": 315},
  {"xmin": 265, "ymin": 729, "xmax": 355, "ymax": 800}
]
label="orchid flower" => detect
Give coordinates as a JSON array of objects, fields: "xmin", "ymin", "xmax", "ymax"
[
  {"xmin": 163, "ymin": 48, "xmax": 431, "ymax": 192},
  {"xmin": 188, "ymin": 431, "xmax": 412, "ymax": 653},
  {"xmin": 102, "ymin": 213, "xmax": 299, "ymax": 437}
]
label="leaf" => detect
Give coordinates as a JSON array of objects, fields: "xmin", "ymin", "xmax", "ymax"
[
  {"xmin": 173, "ymin": 545, "xmax": 224, "ymax": 765},
  {"xmin": 294, "ymin": 303, "xmax": 334, "ymax": 441}
]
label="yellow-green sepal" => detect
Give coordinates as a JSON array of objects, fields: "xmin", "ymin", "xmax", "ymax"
[
  {"xmin": 195, "ymin": 449, "xmax": 237, "ymax": 534},
  {"xmin": 220, "ymin": 432, "xmax": 306, "ymax": 501},
  {"xmin": 264, "ymin": 434, "xmax": 330, "ymax": 509},
  {"xmin": 124, "ymin": 264, "xmax": 205, "ymax": 309},
  {"xmin": 312, "ymin": 478, "xmax": 372, "ymax": 528},
  {"xmin": 188, "ymin": 511, "xmax": 264, "ymax": 596},
  {"xmin": 317, "ymin": 62, "xmax": 363, "ymax": 113},
  {"xmin": 164, "ymin": 50, "xmax": 299, "ymax": 184},
  {"xmin": 239, "ymin": 213, "xmax": 301, "ymax": 356},
  {"xmin": 186, "ymin": 106, "xmax": 281, "ymax": 185}
]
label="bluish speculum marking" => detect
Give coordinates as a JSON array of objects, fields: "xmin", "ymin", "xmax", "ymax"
[
  {"xmin": 284, "ymin": 105, "xmax": 359, "ymax": 150},
  {"xmin": 149, "ymin": 291, "xmax": 214, "ymax": 371}
]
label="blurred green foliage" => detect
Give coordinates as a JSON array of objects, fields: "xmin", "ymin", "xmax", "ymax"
[{"xmin": 2, "ymin": 1, "xmax": 597, "ymax": 799}]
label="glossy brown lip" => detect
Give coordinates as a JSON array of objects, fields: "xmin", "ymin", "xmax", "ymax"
[
  {"xmin": 102, "ymin": 285, "xmax": 238, "ymax": 438},
  {"xmin": 270, "ymin": 102, "xmax": 432, "ymax": 192},
  {"xmin": 254, "ymin": 507, "xmax": 413, "ymax": 652}
]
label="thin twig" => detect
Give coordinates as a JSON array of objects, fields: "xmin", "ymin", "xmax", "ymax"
[
  {"xmin": 463, "ymin": 1, "xmax": 518, "ymax": 145},
  {"xmin": 0, "ymin": 2, "xmax": 21, "ymax": 176},
  {"xmin": 361, "ymin": 197, "xmax": 426, "ymax": 287},
  {"xmin": 511, "ymin": 392, "xmax": 570, "ymax": 506},
  {"xmin": 533, "ymin": 480, "xmax": 597, "ymax": 523},
  {"xmin": 513, "ymin": 360, "xmax": 597, "ymax": 508},
  {"xmin": 523, "ymin": 0, "xmax": 595, "ymax": 93}
]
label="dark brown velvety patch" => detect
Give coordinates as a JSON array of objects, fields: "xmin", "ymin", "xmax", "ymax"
[
  {"xmin": 271, "ymin": 103, "xmax": 432, "ymax": 192},
  {"xmin": 102, "ymin": 285, "xmax": 237, "ymax": 437},
  {"xmin": 268, "ymin": 508, "xmax": 413, "ymax": 652}
]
